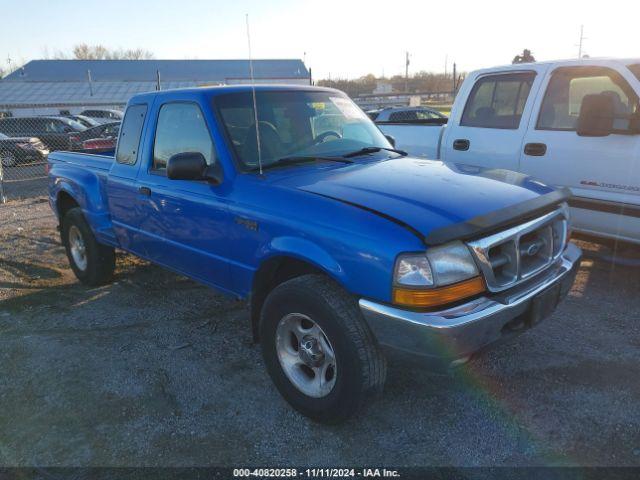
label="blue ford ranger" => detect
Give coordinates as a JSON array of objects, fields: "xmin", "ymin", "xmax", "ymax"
[{"xmin": 48, "ymin": 85, "xmax": 581, "ymax": 423}]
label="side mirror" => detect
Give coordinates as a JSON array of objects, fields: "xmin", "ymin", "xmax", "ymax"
[
  {"xmin": 166, "ymin": 152, "xmax": 223, "ymax": 184},
  {"xmin": 630, "ymin": 109, "xmax": 640, "ymax": 134},
  {"xmin": 577, "ymin": 94, "xmax": 615, "ymax": 137},
  {"xmin": 385, "ymin": 134, "xmax": 396, "ymax": 148}
]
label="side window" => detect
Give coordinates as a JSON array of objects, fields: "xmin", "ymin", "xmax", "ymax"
[
  {"xmin": 152, "ymin": 103, "xmax": 215, "ymax": 171},
  {"xmin": 389, "ymin": 111, "xmax": 418, "ymax": 122},
  {"xmin": 104, "ymin": 124, "xmax": 119, "ymax": 136},
  {"xmin": 44, "ymin": 120, "xmax": 62, "ymax": 133},
  {"xmin": 416, "ymin": 110, "xmax": 439, "ymax": 120},
  {"xmin": 460, "ymin": 72, "xmax": 536, "ymax": 129},
  {"xmin": 537, "ymin": 67, "xmax": 639, "ymax": 132},
  {"xmin": 116, "ymin": 104, "xmax": 147, "ymax": 165}
]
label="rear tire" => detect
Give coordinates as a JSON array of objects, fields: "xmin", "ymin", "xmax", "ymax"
[
  {"xmin": 62, "ymin": 207, "xmax": 115, "ymax": 286},
  {"xmin": 260, "ymin": 274, "xmax": 387, "ymax": 424}
]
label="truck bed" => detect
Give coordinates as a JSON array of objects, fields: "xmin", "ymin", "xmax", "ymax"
[
  {"xmin": 48, "ymin": 150, "xmax": 115, "ymax": 171},
  {"xmin": 47, "ymin": 150, "xmax": 117, "ymax": 247},
  {"xmin": 376, "ymin": 123, "xmax": 444, "ymax": 159}
]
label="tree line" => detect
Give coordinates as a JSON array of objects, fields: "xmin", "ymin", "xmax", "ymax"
[
  {"xmin": 317, "ymin": 72, "xmax": 460, "ymax": 97},
  {"xmin": 50, "ymin": 44, "xmax": 155, "ymax": 60}
]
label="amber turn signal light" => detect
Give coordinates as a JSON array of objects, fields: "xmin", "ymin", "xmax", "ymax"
[{"xmin": 392, "ymin": 276, "xmax": 486, "ymax": 309}]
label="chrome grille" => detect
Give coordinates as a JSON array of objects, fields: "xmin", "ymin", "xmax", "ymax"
[{"xmin": 467, "ymin": 207, "xmax": 569, "ymax": 292}]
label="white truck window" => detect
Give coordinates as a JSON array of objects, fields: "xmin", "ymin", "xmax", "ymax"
[
  {"xmin": 460, "ymin": 72, "xmax": 535, "ymax": 129},
  {"xmin": 537, "ymin": 67, "xmax": 639, "ymax": 132}
]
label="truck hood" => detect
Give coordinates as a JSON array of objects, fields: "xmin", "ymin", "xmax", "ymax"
[{"xmin": 270, "ymin": 157, "xmax": 561, "ymax": 243}]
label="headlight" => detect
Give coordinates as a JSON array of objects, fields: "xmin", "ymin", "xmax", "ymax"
[
  {"xmin": 393, "ymin": 241, "xmax": 485, "ymax": 309},
  {"xmin": 394, "ymin": 254, "xmax": 434, "ymax": 287},
  {"xmin": 427, "ymin": 241, "xmax": 479, "ymax": 286}
]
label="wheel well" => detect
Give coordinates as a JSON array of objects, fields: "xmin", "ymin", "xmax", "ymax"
[
  {"xmin": 57, "ymin": 191, "xmax": 79, "ymax": 222},
  {"xmin": 250, "ymin": 256, "xmax": 325, "ymax": 343}
]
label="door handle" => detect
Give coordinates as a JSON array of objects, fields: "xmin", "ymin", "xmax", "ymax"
[
  {"xmin": 453, "ymin": 139, "xmax": 470, "ymax": 151},
  {"xmin": 139, "ymin": 186, "xmax": 152, "ymax": 196},
  {"xmin": 524, "ymin": 143, "xmax": 547, "ymax": 156}
]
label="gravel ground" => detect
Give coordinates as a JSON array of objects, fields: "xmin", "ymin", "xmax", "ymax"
[{"xmin": 0, "ymin": 197, "xmax": 639, "ymax": 467}]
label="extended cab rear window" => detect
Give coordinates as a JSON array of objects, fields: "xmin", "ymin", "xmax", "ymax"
[
  {"xmin": 460, "ymin": 72, "xmax": 536, "ymax": 129},
  {"xmin": 629, "ymin": 64, "xmax": 640, "ymax": 81},
  {"xmin": 116, "ymin": 104, "xmax": 147, "ymax": 165}
]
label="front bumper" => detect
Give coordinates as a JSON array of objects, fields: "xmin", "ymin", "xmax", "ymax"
[{"xmin": 359, "ymin": 243, "xmax": 582, "ymax": 370}]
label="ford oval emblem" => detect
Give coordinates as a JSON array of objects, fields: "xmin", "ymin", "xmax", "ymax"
[{"xmin": 526, "ymin": 243, "xmax": 540, "ymax": 256}]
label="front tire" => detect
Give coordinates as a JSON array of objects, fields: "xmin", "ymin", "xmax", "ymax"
[
  {"xmin": 62, "ymin": 207, "xmax": 115, "ymax": 286},
  {"xmin": 260, "ymin": 274, "xmax": 387, "ymax": 424}
]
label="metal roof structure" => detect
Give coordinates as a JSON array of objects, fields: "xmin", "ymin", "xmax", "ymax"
[{"xmin": 0, "ymin": 59, "xmax": 310, "ymax": 109}]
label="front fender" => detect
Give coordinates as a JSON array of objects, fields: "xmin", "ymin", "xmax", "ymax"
[{"xmin": 262, "ymin": 236, "xmax": 346, "ymax": 283}]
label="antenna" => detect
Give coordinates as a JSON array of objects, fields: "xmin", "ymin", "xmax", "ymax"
[
  {"xmin": 576, "ymin": 25, "xmax": 587, "ymax": 59},
  {"xmin": 246, "ymin": 14, "xmax": 263, "ymax": 174}
]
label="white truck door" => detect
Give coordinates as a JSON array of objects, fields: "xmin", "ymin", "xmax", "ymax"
[
  {"xmin": 441, "ymin": 67, "xmax": 546, "ymax": 170},
  {"xmin": 520, "ymin": 64, "xmax": 640, "ymax": 244}
]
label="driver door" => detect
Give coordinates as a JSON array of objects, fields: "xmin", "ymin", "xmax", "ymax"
[{"xmin": 135, "ymin": 100, "xmax": 234, "ymax": 292}]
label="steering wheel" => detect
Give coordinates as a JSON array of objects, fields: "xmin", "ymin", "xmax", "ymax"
[{"xmin": 313, "ymin": 130, "xmax": 342, "ymax": 145}]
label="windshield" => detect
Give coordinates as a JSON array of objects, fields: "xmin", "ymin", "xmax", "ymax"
[
  {"xmin": 215, "ymin": 90, "xmax": 392, "ymax": 170},
  {"xmin": 629, "ymin": 64, "xmax": 640, "ymax": 81}
]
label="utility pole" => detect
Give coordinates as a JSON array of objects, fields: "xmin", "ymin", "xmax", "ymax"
[
  {"xmin": 405, "ymin": 51, "xmax": 410, "ymax": 93},
  {"xmin": 452, "ymin": 62, "xmax": 457, "ymax": 94},
  {"xmin": 444, "ymin": 54, "xmax": 448, "ymax": 77},
  {"xmin": 87, "ymin": 70, "xmax": 93, "ymax": 96}
]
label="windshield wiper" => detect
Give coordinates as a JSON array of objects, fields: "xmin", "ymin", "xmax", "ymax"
[
  {"xmin": 253, "ymin": 155, "xmax": 354, "ymax": 171},
  {"xmin": 342, "ymin": 146, "xmax": 408, "ymax": 158}
]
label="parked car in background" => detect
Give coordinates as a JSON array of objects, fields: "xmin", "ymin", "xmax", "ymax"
[
  {"xmin": 63, "ymin": 115, "xmax": 102, "ymax": 128},
  {"xmin": 79, "ymin": 109, "xmax": 123, "ymax": 124},
  {"xmin": 82, "ymin": 135, "xmax": 118, "ymax": 152},
  {"xmin": 75, "ymin": 122, "xmax": 120, "ymax": 144},
  {"xmin": 48, "ymin": 85, "xmax": 581, "ymax": 423},
  {"xmin": 0, "ymin": 116, "xmax": 86, "ymax": 151},
  {"xmin": 368, "ymin": 106, "xmax": 448, "ymax": 122},
  {"xmin": 0, "ymin": 132, "xmax": 49, "ymax": 167},
  {"xmin": 378, "ymin": 58, "xmax": 640, "ymax": 245}
]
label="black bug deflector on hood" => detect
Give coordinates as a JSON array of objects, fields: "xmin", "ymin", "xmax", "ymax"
[{"xmin": 423, "ymin": 187, "xmax": 573, "ymax": 246}]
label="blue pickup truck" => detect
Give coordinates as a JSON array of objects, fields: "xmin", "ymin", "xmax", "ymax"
[{"xmin": 48, "ymin": 85, "xmax": 581, "ymax": 423}]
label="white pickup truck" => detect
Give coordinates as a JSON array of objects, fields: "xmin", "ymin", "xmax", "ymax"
[{"xmin": 378, "ymin": 58, "xmax": 640, "ymax": 245}]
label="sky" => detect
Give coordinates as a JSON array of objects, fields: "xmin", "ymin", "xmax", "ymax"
[{"xmin": 0, "ymin": 0, "xmax": 637, "ymax": 80}]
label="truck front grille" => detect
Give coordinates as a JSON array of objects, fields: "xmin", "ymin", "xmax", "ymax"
[{"xmin": 467, "ymin": 207, "xmax": 568, "ymax": 292}]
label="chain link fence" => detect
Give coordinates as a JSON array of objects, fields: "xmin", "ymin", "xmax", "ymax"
[{"xmin": 0, "ymin": 106, "xmax": 123, "ymax": 203}]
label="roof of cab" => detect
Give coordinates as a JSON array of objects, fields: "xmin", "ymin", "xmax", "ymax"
[
  {"xmin": 127, "ymin": 84, "xmax": 343, "ymax": 104},
  {"xmin": 470, "ymin": 57, "xmax": 640, "ymax": 76}
]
